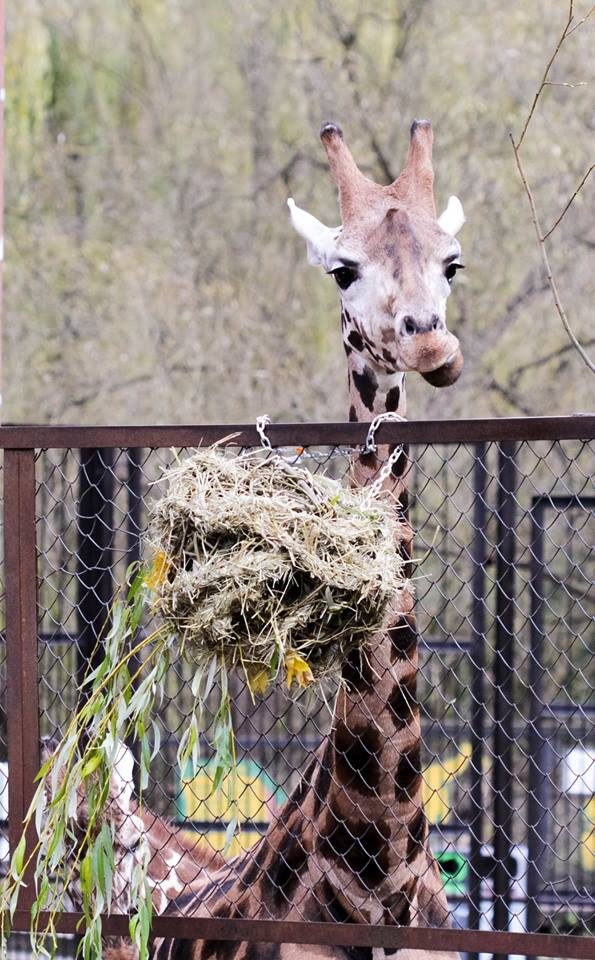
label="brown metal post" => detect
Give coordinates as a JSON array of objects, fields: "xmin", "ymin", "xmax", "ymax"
[
  {"xmin": 4, "ymin": 448, "xmax": 40, "ymax": 909},
  {"xmin": 0, "ymin": 0, "xmax": 5, "ymax": 412}
]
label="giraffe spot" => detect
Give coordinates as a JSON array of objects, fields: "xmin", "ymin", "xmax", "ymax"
[
  {"xmin": 397, "ymin": 535, "xmax": 413, "ymax": 577},
  {"xmin": 313, "ymin": 742, "xmax": 333, "ymax": 815},
  {"xmin": 281, "ymin": 754, "xmax": 316, "ymax": 819},
  {"xmin": 388, "ymin": 615, "xmax": 417, "ymax": 660},
  {"xmin": 348, "ymin": 329, "xmax": 365, "ymax": 351},
  {"xmin": 385, "ymin": 386, "xmax": 401, "ymax": 412},
  {"xmin": 394, "ymin": 744, "xmax": 422, "ymax": 804},
  {"xmin": 348, "ymin": 404, "xmax": 358, "ymax": 422},
  {"xmin": 170, "ymin": 940, "xmax": 194, "ymax": 959},
  {"xmin": 245, "ymin": 945, "xmax": 280, "ymax": 960},
  {"xmin": 382, "ymin": 888, "xmax": 411, "ymax": 928},
  {"xmin": 344, "ymin": 343, "xmax": 353, "ymax": 357},
  {"xmin": 352, "ymin": 366, "xmax": 378, "ymax": 412},
  {"xmin": 333, "ymin": 723, "xmax": 382, "ymax": 794},
  {"xmin": 406, "ymin": 808, "xmax": 427, "ymax": 861},
  {"xmin": 385, "ymin": 242, "xmax": 396, "ymax": 257},
  {"xmin": 267, "ymin": 825, "xmax": 308, "ymax": 912},
  {"xmin": 318, "ymin": 878, "xmax": 354, "ymax": 924},
  {"xmin": 358, "ymin": 450, "xmax": 378, "ymax": 471},
  {"xmin": 341, "ymin": 646, "xmax": 375, "ymax": 691},
  {"xmin": 396, "ymin": 487, "xmax": 409, "ymax": 515},
  {"xmin": 238, "ymin": 839, "xmax": 269, "ymax": 888},
  {"xmin": 381, "ymin": 326, "xmax": 394, "ymax": 344},
  {"xmin": 382, "ymin": 348, "xmax": 395, "ymax": 363},
  {"xmin": 389, "ymin": 444, "xmax": 408, "ymax": 477},
  {"xmin": 387, "ymin": 673, "xmax": 418, "ymax": 729},
  {"xmin": 199, "ymin": 939, "xmax": 239, "ymax": 960},
  {"xmin": 319, "ymin": 811, "xmax": 391, "ymax": 889}
]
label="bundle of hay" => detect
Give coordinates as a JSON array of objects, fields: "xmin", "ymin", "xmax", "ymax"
[{"xmin": 148, "ymin": 448, "xmax": 407, "ymax": 692}]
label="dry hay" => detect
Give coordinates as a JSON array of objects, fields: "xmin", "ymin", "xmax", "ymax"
[{"xmin": 149, "ymin": 447, "xmax": 408, "ymax": 690}]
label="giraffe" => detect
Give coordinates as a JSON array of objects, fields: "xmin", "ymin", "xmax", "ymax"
[{"xmin": 150, "ymin": 117, "xmax": 466, "ymax": 960}]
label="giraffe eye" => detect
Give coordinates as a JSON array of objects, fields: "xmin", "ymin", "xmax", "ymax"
[
  {"xmin": 330, "ymin": 266, "xmax": 359, "ymax": 290},
  {"xmin": 444, "ymin": 262, "xmax": 464, "ymax": 284}
]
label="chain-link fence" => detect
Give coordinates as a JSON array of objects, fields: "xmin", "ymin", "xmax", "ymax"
[{"xmin": 1, "ymin": 418, "xmax": 593, "ymax": 958}]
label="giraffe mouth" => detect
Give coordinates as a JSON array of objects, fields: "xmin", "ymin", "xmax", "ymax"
[
  {"xmin": 420, "ymin": 345, "xmax": 464, "ymax": 386},
  {"xmin": 400, "ymin": 330, "xmax": 461, "ymax": 376}
]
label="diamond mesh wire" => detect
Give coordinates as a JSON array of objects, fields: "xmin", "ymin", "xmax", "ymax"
[{"xmin": 1, "ymin": 436, "xmax": 593, "ymax": 949}]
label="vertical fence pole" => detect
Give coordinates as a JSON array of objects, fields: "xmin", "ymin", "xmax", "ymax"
[
  {"xmin": 468, "ymin": 442, "xmax": 489, "ymax": 948},
  {"xmin": 491, "ymin": 441, "xmax": 518, "ymax": 960},
  {"xmin": 76, "ymin": 448, "xmax": 115, "ymax": 691},
  {"xmin": 526, "ymin": 497, "xmax": 550, "ymax": 939},
  {"xmin": 4, "ymin": 448, "xmax": 40, "ymax": 909},
  {"xmin": 126, "ymin": 448, "xmax": 143, "ymax": 790}
]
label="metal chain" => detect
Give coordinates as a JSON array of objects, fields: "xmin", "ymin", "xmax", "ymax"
[
  {"xmin": 363, "ymin": 412, "xmax": 407, "ymax": 499},
  {"xmin": 255, "ymin": 414, "xmax": 272, "ymax": 450}
]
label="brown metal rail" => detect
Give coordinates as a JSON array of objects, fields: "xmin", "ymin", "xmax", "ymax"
[
  {"xmin": 3, "ymin": 416, "xmax": 595, "ymax": 957},
  {"xmin": 0, "ymin": 414, "xmax": 593, "ymax": 449},
  {"xmin": 9, "ymin": 912, "xmax": 595, "ymax": 958}
]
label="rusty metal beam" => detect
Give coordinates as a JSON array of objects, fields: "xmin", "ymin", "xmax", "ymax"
[
  {"xmin": 0, "ymin": 415, "xmax": 592, "ymax": 450},
  {"xmin": 9, "ymin": 912, "xmax": 595, "ymax": 958},
  {"xmin": 4, "ymin": 448, "xmax": 39, "ymax": 909}
]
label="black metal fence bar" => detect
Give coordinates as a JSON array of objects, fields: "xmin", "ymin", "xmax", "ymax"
[
  {"xmin": 492, "ymin": 441, "xmax": 518, "ymax": 958},
  {"xmin": 467, "ymin": 441, "xmax": 488, "ymax": 953},
  {"xmin": 76, "ymin": 447, "xmax": 115, "ymax": 690}
]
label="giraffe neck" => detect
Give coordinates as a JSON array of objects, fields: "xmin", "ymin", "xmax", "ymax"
[{"xmin": 309, "ymin": 315, "xmax": 426, "ymax": 925}]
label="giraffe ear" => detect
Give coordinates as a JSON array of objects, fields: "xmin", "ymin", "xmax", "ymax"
[
  {"xmin": 437, "ymin": 195, "xmax": 465, "ymax": 236},
  {"xmin": 287, "ymin": 198, "xmax": 341, "ymax": 269}
]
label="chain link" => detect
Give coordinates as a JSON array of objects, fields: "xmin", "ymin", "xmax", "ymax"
[
  {"xmin": 364, "ymin": 412, "xmax": 407, "ymax": 499},
  {"xmin": 255, "ymin": 414, "xmax": 272, "ymax": 450}
]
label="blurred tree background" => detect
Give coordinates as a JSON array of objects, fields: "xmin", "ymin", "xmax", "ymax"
[{"xmin": 3, "ymin": 0, "xmax": 593, "ymax": 424}]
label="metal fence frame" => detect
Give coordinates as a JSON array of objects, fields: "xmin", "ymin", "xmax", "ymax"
[{"xmin": 3, "ymin": 415, "xmax": 594, "ymax": 959}]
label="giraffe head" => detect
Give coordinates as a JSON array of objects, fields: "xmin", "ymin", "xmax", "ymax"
[{"xmin": 289, "ymin": 120, "xmax": 465, "ymax": 387}]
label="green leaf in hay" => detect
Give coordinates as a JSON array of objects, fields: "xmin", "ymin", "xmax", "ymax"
[
  {"xmin": 79, "ymin": 853, "xmax": 93, "ymax": 917},
  {"xmin": 223, "ymin": 816, "xmax": 238, "ymax": 855},
  {"xmin": 150, "ymin": 719, "xmax": 161, "ymax": 762},
  {"xmin": 10, "ymin": 835, "xmax": 26, "ymax": 881},
  {"xmin": 202, "ymin": 654, "xmax": 219, "ymax": 701},
  {"xmin": 81, "ymin": 751, "xmax": 102, "ymax": 779},
  {"xmin": 81, "ymin": 655, "xmax": 109, "ymax": 688},
  {"xmin": 47, "ymin": 819, "xmax": 66, "ymax": 871},
  {"xmin": 34, "ymin": 754, "xmax": 55, "ymax": 782},
  {"xmin": 139, "ymin": 891, "xmax": 152, "ymax": 960}
]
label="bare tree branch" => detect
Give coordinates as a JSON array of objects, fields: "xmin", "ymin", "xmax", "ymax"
[
  {"xmin": 510, "ymin": 135, "xmax": 595, "ymax": 373},
  {"xmin": 511, "ymin": 1, "xmax": 595, "ymax": 374},
  {"xmin": 542, "ymin": 163, "xmax": 594, "ymax": 240},
  {"xmin": 509, "ymin": 337, "xmax": 595, "ymax": 387},
  {"xmin": 516, "ymin": 1, "xmax": 575, "ymax": 149}
]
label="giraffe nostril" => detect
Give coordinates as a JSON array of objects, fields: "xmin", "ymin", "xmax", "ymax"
[
  {"xmin": 403, "ymin": 316, "xmax": 416, "ymax": 336},
  {"xmin": 430, "ymin": 315, "xmax": 442, "ymax": 331}
]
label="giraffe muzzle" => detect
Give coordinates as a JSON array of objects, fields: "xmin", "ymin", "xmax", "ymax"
[{"xmin": 399, "ymin": 329, "xmax": 463, "ymax": 381}]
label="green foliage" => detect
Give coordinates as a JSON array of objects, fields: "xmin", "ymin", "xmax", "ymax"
[{"xmin": 0, "ymin": 554, "xmax": 262, "ymax": 957}]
